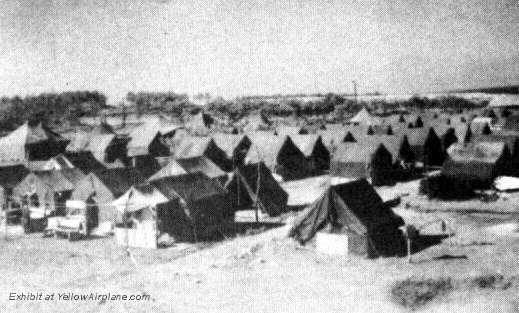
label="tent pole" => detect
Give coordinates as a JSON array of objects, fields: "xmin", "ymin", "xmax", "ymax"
[
  {"xmin": 407, "ymin": 234, "xmax": 412, "ymax": 263},
  {"xmin": 4, "ymin": 201, "xmax": 9, "ymax": 240},
  {"xmin": 124, "ymin": 189, "xmax": 137, "ymax": 266},
  {"xmin": 404, "ymin": 225, "xmax": 412, "ymax": 264},
  {"xmin": 255, "ymin": 162, "xmax": 261, "ymax": 223}
]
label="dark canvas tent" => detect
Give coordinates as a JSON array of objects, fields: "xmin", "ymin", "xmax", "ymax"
[
  {"xmin": 126, "ymin": 121, "xmax": 171, "ymax": 170},
  {"xmin": 174, "ymin": 136, "xmax": 231, "ymax": 171},
  {"xmin": 289, "ymin": 134, "xmax": 330, "ymax": 173},
  {"xmin": 149, "ymin": 173, "xmax": 231, "ymax": 242},
  {"xmin": 211, "ymin": 134, "xmax": 252, "ymax": 168},
  {"xmin": 246, "ymin": 134, "xmax": 311, "ymax": 181},
  {"xmin": 225, "ymin": 162, "xmax": 288, "ymax": 217},
  {"xmin": 405, "ymin": 127, "xmax": 444, "ymax": 167},
  {"xmin": 61, "ymin": 151, "xmax": 106, "ymax": 174},
  {"xmin": 289, "ymin": 179, "xmax": 404, "ymax": 258},
  {"xmin": 359, "ymin": 135, "xmax": 416, "ymax": 180},
  {"xmin": 442, "ymin": 141, "xmax": 512, "ymax": 187},
  {"xmin": 474, "ymin": 133, "xmax": 519, "ymax": 176},
  {"xmin": 330, "ymin": 142, "xmax": 394, "ymax": 186},
  {"xmin": 0, "ymin": 165, "xmax": 30, "ymax": 209}
]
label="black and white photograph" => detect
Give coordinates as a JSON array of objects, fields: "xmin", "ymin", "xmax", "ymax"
[{"xmin": 1, "ymin": 0, "xmax": 519, "ymax": 312}]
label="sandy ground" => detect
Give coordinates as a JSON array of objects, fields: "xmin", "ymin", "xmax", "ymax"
[{"xmin": 2, "ymin": 179, "xmax": 519, "ymax": 312}]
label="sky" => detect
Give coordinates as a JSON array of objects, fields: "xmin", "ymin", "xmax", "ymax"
[{"xmin": 0, "ymin": 0, "xmax": 518, "ymax": 103}]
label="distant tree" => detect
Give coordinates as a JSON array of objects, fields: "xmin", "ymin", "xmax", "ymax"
[
  {"xmin": 487, "ymin": 109, "xmax": 497, "ymax": 119},
  {"xmin": 323, "ymin": 93, "xmax": 345, "ymax": 111},
  {"xmin": 481, "ymin": 123, "xmax": 492, "ymax": 135}
]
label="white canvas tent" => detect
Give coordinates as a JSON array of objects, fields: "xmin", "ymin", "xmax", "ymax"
[
  {"xmin": 112, "ymin": 186, "xmax": 169, "ymax": 213},
  {"xmin": 112, "ymin": 186, "xmax": 169, "ymax": 249},
  {"xmin": 350, "ymin": 107, "xmax": 382, "ymax": 126}
]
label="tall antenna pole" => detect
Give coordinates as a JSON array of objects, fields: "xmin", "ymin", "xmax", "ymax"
[{"xmin": 352, "ymin": 80, "xmax": 358, "ymax": 106}]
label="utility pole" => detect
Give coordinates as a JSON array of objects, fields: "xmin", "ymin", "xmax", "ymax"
[
  {"xmin": 352, "ymin": 80, "xmax": 358, "ymax": 106},
  {"xmin": 122, "ymin": 102, "xmax": 127, "ymax": 128}
]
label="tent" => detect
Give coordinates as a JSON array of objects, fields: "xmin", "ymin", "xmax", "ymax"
[
  {"xmin": 246, "ymin": 133, "xmax": 311, "ymax": 181},
  {"xmin": 71, "ymin": 167, "xmax": 147, "ymax": 225},
  {"xmin": 211, "ymin": 134, "xmax": 252, "ymax": 167},
  {"xmin": 0, "ymin": 165, "xmax": 30, "ymax": 209},
  {"xmin": 90, "ymin": 122, "xmax": 115, "ymax": 135},
  {"xmin": 61, "ymin": 151, "xmax": 106, "ymax": 174},
  {"xmin": 442, "ymin": 141, "xmax": 512, "ymax": 187},
  {"xmin": 502, "ymin": 115, "xmax": 519, "ymax": 132},
  {"xmin": 243, "ymin": 114, "xmax": 272, "ymax": 133},
  {"xmin": 126, "ymin": 121, "xmax": 171, "ymax": 160},
  {"xmin": 289, "ymin": 134, "xmax": 330, "ymax": 173},
  {"xmin": 14, "ymin": 168, "xmax": 85, "ymax": 222},
  {"xmin": 474, "ymin": 133, "xmax": 519, "ymax": 176},
  {"xmin": 405, "ymin": 127, "xmax": 444, "ymax": 166},
  {"xmin": 67, "ymin": 130, "xmax": 129, "ymax": 164},
  {"xmin": 185, "ymin": 111, "xmax": 215, "ymax": 135},
  {"xmin": 276, "ymin": 125, "xmax": 312, "ymax": 136},
  {"xmin": 349, "ymin": 107, "xmax": 382, "ymax": 126},
  {"xmin": 111, "ymin": 185, "xmax": 169, "ymax": 248},
  {"xmin": 330, "ymin": 142, "xmax": 394, "ymax": 186},
  {"xmin": 149, "ymin": 156, "xmax": 227, "ymax": 185},
  {"xmin": 289, "ymin": 179, "xmax": 404, "ymax": 258},
  {"xmin": 173, "ymin": 136, "xmax": 231, "ymax": 171},
  {"xmin": 148, "ymin": 173, "xmax": 232, "ymax": 242},
  {"xmin": 24, "ymin": 154, "xmax": 75, "ymax": 172},
  {"xmin": 0, "ymin": 121, "xmax": 69, "ymax": 163},
  {"xmin": 225, "ymin": 162, "xmax": 288, "ymax": 216}
]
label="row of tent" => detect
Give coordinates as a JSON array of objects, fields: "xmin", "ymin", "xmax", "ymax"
[{"xmin": 4, "ymin": 160, "xmax": 288, "ymax": 243}]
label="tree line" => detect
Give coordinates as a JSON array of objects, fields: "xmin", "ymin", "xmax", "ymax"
[
  {"xmin": 0, "ymin": 90, "xmax": 487, "ymax": 132},
  {"xmin": 0, "ymin": 91, "xmax": 107, "ymax": 130}
]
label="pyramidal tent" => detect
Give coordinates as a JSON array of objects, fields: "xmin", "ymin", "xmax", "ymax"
[
  {"xmin": 289, "ymin": 179, "xmax": 404, "ymax": 258},
  {"xmin": 186, "ymin": 111, "xmax": 215, "ymax": 135},
  {"xmin": 225, "ymin": 162, "xmax": 288, "ymax": 216},
  {"xmin": 350, "ymin": 107, "xmax": 382, "ymax": 126},
  {"xmin": 0, "ymin": 121, "xmax": 68, "ymax": 163}
]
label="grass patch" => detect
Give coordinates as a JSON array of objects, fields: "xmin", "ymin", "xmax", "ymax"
[{"xmin": 391, "ymin": 278, "xmax": 453, "ymax": 309}]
